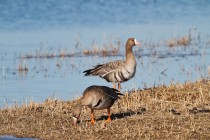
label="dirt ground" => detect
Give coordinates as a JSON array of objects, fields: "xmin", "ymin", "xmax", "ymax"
[{"xmin": 0, "ymin": 80, "xmax": 210, "ymax": 140}]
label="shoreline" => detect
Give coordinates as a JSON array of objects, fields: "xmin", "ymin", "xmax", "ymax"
[{"xmin": 0, "ymin": 80, "xmax": 210, "ymax": 139}]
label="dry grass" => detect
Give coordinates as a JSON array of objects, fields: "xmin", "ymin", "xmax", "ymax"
[
  {"xmin": 83, "ymin": 39, "xmax": 121, "ymax": 57},
  {"xmin": 18, "ymin": 29, "xmax": 203, "ymax": 62},
  {"xmin": 0, "ymin": 80, "xmax": 210, "ymax": 140},
  {"xmin": 18, "ymin": 63, "xmax": 28, "ymax": 72},
  {"xmin": 18, "ymin": 60, "xmax": 29, "ymax": 74},
  {"xmin": 19, "ymin": 37, "xmax": 122, "ymax": 59},
  {"xmin": 167, "ymin": 35, "xmax": 190, "ymax": 48}
]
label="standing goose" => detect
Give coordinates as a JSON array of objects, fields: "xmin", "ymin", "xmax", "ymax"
[
  {"xmin": 72, "ymin": 85, "xmax": 123, "ymax": 125},
  {"xmin": 83, "ymin": 38, "xmax": 141, "ymax": 91}
]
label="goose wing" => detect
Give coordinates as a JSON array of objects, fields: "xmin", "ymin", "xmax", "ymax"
[
  {"xmin": 100, "ymin": 86, "xmax": 123, "ymax": 100},
  {"xmin": 83, "ymin": 60, "xmax": 125, "ymax": 77}
]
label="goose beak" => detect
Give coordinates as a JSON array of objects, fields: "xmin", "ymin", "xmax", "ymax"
[
  {"xmin": 72, "ymin": 116, "xmax": 78, "ymax": 126},
  {"xmin": 134, "ymin": 39, "xmax": 141, "ymax": 46}
]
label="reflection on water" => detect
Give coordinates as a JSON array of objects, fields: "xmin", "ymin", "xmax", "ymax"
[{"xmin": 0, "ymin": 0, "xmax": 210, "ymax": 107}]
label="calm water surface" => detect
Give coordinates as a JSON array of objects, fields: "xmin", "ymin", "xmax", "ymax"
[{"xmin": 0, "ymin": 0, "xmax": 210, "ymax": 107}]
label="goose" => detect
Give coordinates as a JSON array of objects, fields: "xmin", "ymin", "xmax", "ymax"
[
  {"xmin": 83, "ymin": 38, "xmax": 141, "ymax": 91},
  {"xmin": 72, "ymin": 85, "xmax": 123, "ymax": 125}
]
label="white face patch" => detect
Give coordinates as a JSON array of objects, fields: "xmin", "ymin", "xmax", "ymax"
[
  {"xmin": 134, "ymin": 39, "xmax": 137, "ymax": 45},
  {"xmin": 134, "ymin": 38, "xmax": 141, "ymax": 46},
  {"xmin": 72, "ymin": 116, "xmax": 77, "ymax": 122},
  {"xmin": 134, "ymin": 39, "xmax": 139, "ymax": 45}
]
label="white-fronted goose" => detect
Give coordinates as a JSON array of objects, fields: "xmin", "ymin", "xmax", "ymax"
[
  {"xmin": 72, "ymin": 85, "xmax": 123, "ymax": 125},
  {"xmin": 83, "ymin": 38, "xmax": 141, "ymax": 91}
]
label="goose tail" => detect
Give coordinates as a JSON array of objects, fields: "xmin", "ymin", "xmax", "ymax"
[{"xmin": 83, "ymin": 64, "xmax": 103, "ymax": 76}]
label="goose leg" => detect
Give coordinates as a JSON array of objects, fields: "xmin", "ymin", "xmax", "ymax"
[
  {"xmin": 105, "ymin": 108, "xmax": 111, "ymax": 122},
  {"xmin": 113, "ymin": 83, "xmax": 116, "ymax": 89},
  {"xmin": 118, "ymin": 83, "xmax": 121, "ymax": 91},
  {"xmin": 90, "ymin": 109, "xmax": 95, "ymax": 123}
]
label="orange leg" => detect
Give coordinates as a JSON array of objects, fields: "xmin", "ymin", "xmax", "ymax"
[
  {"xmin": 105, "ymin": 108, "xmax": 112, "ymax": 122},
  {"xmin": 90, "ymin": 109, "xmax": 95, "ymax": 123},
  {"xmin": 118, "ymin": 83, "xmax": 121, "ymax": 91},
  {"xmin": 113, "ymin": 83, "xmax": 116, "ymax": 89}
]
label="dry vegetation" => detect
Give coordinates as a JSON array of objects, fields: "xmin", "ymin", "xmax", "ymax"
[
  {"xmin": 18, "ymin": 29, "xmax": 200, "ymax": 60},
  {"xmin": 83, "ymin": 39, "xmax": 121, "ymax": 56},
  {"xmin": 0, "ymin": 80, "xmax": 210, "ymax": 140},
  {"xmin": 19, "ymin": 37, "xmax": 122, "ymax": 59},
  {"xmin": 167, "ymin": 35, "xmax": 190, "ymax": 47}
]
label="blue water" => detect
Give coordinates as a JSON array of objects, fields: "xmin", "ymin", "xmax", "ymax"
[
  {"xmin": 0, "ymin": 0, "xmax": 210, "ymax": 30},
  {"xmin": 0, "ymin": 135, "xmax": 37, "ymax": 140},
  {"xmin": 0, "ymin": 0, "xmax": 210, "ymax": 107}
]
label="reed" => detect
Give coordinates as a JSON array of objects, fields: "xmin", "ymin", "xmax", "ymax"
[
  {"xmin": 18, "ymin": 61, "xmax": 29, "ymax": 73},
  {"xmin": 167, "ymin": 35, "xmax": 190, "ymax": 48},
  {"xmin": 2, "ymin": 66, "xmax": 6, "ymax": 78},
  {"xmin": 19, "ymin": 37, "xmax": 121, "ymax": 59}
]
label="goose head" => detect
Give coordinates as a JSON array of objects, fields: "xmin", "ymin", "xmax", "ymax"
[
  {"xmin": 126, "ymin": 38, "xmax": 141, "ymax": 47},
  {"xmin": 72, "ymin": 106, "xmax": 81, "ymax": 126}
]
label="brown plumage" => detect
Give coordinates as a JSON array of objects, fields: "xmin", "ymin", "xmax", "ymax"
[
  {"xmin": 83, "ymin": 38, "xmax": 141, "ymax": 91},
  {"xmin": 72, "ymin": 85, "xmax": 123, "ymax": 125}
]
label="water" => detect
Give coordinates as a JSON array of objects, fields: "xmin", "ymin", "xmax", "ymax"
[
  {"xmin": 1, "ymin": 0, "xmax": 210, "ymax": 30},
  {"xmin": 0, "ymin": 135, "xmax": 37, "ymax": 140},
  {"xmin": 0, "ymin": 0, "xmax": 210, "ymax": 107}
]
